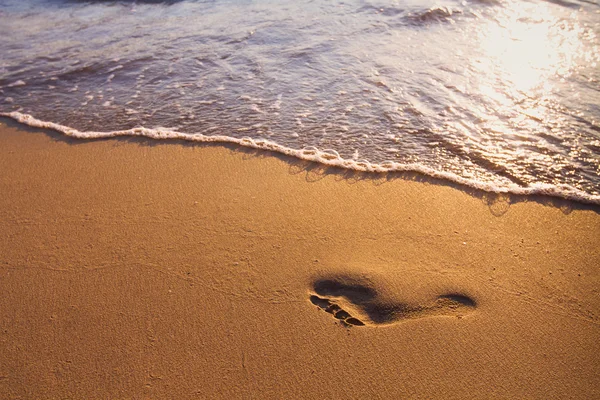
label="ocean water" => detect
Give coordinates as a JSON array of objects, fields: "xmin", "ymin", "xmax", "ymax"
[{"xmin": 1, "ymin": 0, "xmax": 599, "ymax": 204}]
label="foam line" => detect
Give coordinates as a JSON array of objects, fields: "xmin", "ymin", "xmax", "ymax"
[{"xmin": 3, "ymin": 111, "xmax": 600, "ymax": 206}]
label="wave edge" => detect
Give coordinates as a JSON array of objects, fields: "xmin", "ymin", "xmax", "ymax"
[{"xmin": 3, "ymin": 111, "xmax": 600, "ymax": 206}]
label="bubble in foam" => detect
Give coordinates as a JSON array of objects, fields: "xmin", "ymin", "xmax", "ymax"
[{"xmin": 7, "ymin": 80, "xmax": 26, "ymax": 88}]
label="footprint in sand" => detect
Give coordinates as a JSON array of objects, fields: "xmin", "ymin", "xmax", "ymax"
[{"xmin": 309, "ymin": 276, "xmax": 476, "ymax": 327}]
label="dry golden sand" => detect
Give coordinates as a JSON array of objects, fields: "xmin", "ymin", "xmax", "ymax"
[{"xmin": 0, "ymin": 120, "xmax": 599, "ymax": 399}]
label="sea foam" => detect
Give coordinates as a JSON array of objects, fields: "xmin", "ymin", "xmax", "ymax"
[{"xmin": 3, "ymin": 111, "xmax": 599, "ymax": 206}]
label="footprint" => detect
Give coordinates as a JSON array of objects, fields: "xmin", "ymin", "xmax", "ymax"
[{"xmin": 309, "ymin": 276, "xmax": 476, "ymax": 327}]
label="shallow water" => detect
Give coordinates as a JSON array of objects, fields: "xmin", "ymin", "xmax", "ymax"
[{"xmin": 1, "ymin": 0, "xmax": 599, "ymax": 203}]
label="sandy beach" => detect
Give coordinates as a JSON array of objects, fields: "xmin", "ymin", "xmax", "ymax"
[{"xmin": 0, "ymin": 119, "xmax": 599, "ymax": 399}]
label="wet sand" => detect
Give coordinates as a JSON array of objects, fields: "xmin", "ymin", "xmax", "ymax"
[{"xmin": 0, "ymin": 120, "xmax": 599, "ymax": 399}]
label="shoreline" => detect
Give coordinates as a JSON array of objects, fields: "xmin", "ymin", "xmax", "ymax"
[
  {"xmin": 1, "ymin": 120, "xmax": 599, "ymax": 399},
  {"xmin": 3, "ymin": 112, "xmax": 600, "ymax": 207}
]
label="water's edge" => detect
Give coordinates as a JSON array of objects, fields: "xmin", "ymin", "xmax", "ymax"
[{"xmin": 3, "ymin": 110, "xmax": 600, "ymax": 207}]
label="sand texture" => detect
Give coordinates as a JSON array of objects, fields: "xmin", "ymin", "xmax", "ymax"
[{"xmin": 0, "ymin": 120, "xmax": 599, "ymax": 399}]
